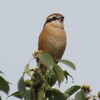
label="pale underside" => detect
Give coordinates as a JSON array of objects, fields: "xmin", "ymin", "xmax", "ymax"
[{"xmin": 38, "ymin": 21, "xmax": 67, "ymax": 60}]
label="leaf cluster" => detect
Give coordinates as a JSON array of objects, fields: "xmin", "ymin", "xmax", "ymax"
[
  {"xmin": 0, "ymin": 71, "xmax": 10, "ymax": 100},
  {"xmin": 9, "ymin": 52, "xmax": 82, "ymax": 100},
  {"xmin": 1, "ymin": 52, "xmax": 94, "ymax": 100}
]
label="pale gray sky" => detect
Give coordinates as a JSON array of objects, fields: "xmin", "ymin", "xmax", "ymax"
[{"xmin": 0, "ymin": 0, "xmax": 100, "ymax": 100}]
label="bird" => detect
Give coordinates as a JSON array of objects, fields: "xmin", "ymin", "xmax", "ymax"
[{"xmin": 38, "ymin": 13, "xmax": 67, "ymax": 62}]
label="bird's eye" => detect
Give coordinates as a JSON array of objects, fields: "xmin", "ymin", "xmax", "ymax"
[
  {"xmin": 52, "ymin": 17, "xmax": 57, "ymax": 20},
  {"xmin": 46, "ymin": 16, "xmax": 58, "ymax": 23}
]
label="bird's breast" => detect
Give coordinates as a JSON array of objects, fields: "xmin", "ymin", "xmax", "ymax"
[
  {"xmin": 46, "ymin": 27, "xmax": 66, "ymax": 48},
  {"xmin": 38, "ymin": 25, "xmax": 66, "ymax": 60}
]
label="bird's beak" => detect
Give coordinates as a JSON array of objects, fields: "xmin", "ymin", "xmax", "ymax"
[{"xmin": 60, "ymin": 16, "xmax": 64, "ymax": 22}]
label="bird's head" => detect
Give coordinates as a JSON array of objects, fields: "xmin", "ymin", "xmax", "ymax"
[{"xmin": 44, "ymin": 13, "xmax": 64, "ymax": 28}]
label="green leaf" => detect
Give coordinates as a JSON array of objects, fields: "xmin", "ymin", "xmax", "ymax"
[
  {"xmin": 8, "ymin": 91, "xmax": 22, "ymax": 99},
  {"xmin": 75, "ymin": 90, "xmax": 86, "ymax": 100},
  {"xmin": 53, "ymin": 64, "xmax": 64, "ymax": 86},
  {"xmin": 47, "ymin": 70, "xmax": 57, "ymax": 87},
  {"xmin": 0, "ymin": 76, "xmax": 10, "ymax": 94},
  {"xmin": 24, "ymin": 64, "xmax": 32, "ymax": 77},
  {"xmin": 0, "ymin": 96, "xmax": 2, "ymax": 100},
  {"xmin": 37, "ymin": 53, "xmax": 54, "ymax": 70},
  {"xmin": 38, "ymin": 88, "xmax": 44, "ymax": 100},
  {"xmin": 57, "ymin": 59, "xmax": 76, "ymax": 70},
  {"xmin": 27, "ymin": 89, "xmax": 35, "ymax": 100},
  {"xmin": 64, "ymin": 70, "xmax": 74, "ymax": 83},
  {"xmin": 64, "ymin": 85, "xmax": 81, "ymax": 98},
  {"xmin": 46, "ymin": 88, "xmax": 66, "ymax": 100},
  {"xmin": 9, "ymin": 89, "xmax": 35, "ymax": 100},
  {"xmin": 18, "ymin": 76, "xmax": 27, "ymax": 99},
  {"xmin": 0, "ymin": 71, "xmax": 4, "ymax": 74}
]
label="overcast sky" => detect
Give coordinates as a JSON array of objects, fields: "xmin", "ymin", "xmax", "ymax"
[{"xmin": 0, "ymin": 0, "xmax": 100, "ymax": 100}]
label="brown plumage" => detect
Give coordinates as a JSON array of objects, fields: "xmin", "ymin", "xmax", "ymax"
[{"xmin": 38, "ymin": 13, "xmax": 67, "ymax": 61}]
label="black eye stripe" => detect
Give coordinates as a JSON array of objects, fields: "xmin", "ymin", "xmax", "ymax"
[
  {"xmin": 52, "ymin": 17, "xmax": 58, "ymax": 20},
  {"xmin": 46, "ymin": 17, "xmax": 60, "ymax": 23}
]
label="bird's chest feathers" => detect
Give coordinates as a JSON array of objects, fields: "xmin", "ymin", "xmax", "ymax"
[{"xmin": 45, "ymin": 26, "xmax": 66, "ymax": 49}]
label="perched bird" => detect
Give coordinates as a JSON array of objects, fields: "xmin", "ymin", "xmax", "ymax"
[{"xmin": 38, "ymin": 13, "xmax": 67, "ymax": 61}]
